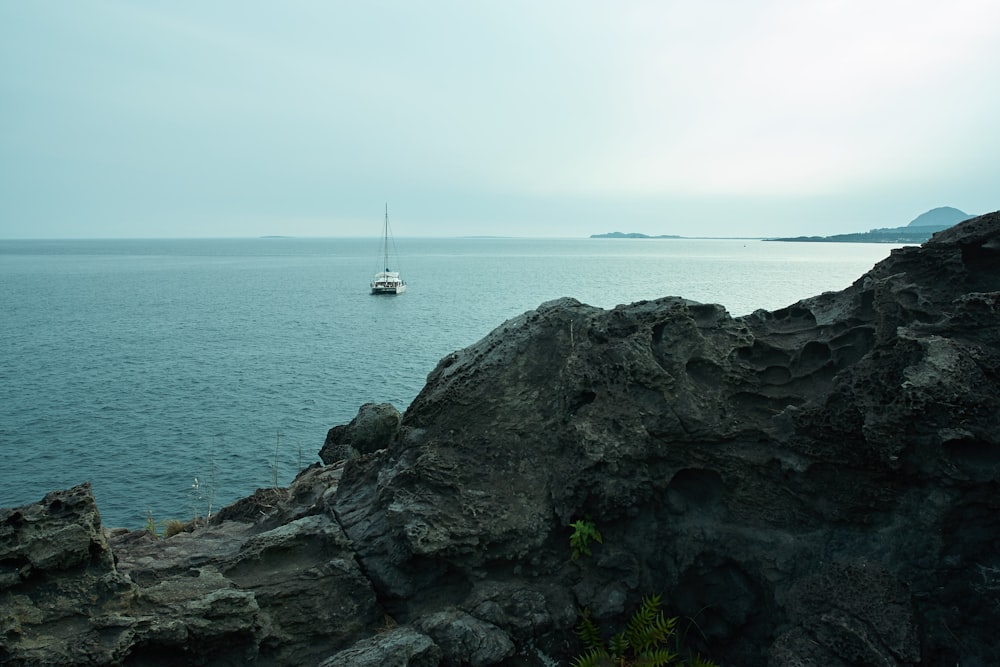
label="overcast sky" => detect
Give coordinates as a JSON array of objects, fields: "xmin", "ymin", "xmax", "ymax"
[{"xmin": 1, "ymin": 1, "xmax": 998, "ymax": 239}]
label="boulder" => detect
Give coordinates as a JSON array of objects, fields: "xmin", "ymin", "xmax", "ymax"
[
  {"xmin": 412, "ymin": 609, "xmax": 515, "ymax": 666},
  {"xmin": 320, "ymin": 402, "xmax": 402, "ymax": 464},
  {"xmin": 0, "ymin": 484, "xmax": 137, "ymax": 666},
  {"xmin": 318, "ymin": 626, "xmax": 442, "ymax": 667},
  {"xmin": 1, "ymin": 470, "xmax": 380, "ymax": 665}
]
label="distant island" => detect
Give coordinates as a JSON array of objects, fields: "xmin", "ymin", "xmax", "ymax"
[
  {"xmin": 591, "ymin": 231, "xmax": 681, "ymax": 239},
  {"xmin": 590, "ymin": 206, "xmax": 976, "ymax": 243},
  {"xmin": 767, "ymin": 206, "xmax": 975, "ymax": 244}
]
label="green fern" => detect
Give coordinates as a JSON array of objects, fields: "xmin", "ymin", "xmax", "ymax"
[
  {"xmin": 637, "ymin": 648, "xmax": 680, "ymax": 666},
  {"xmin": 685, "ymin": 657, "xmax": 720, "ymax": 667},
  {"xmin": 569, "ymin": 518, "xmax": 603, "ymax": 560},
  {"xmin": 627, "ymin": 594, "xmax": 675, "ymax": 653},
  {"xmin": 571, "ymin": 647, "xmax": 610, "ymax": 667},
  {"xmin": 608, "ymin": 631, "xmax": 630, "ymax": 658},
  {"xmin": 571, "ymin": 595, "xmax": 719, "ymax": 667},
  {"xmin": 576, "ymin": 609, "xmax": 605, "ymax": 653}
]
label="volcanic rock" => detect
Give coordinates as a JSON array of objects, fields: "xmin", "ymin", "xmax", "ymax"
[
  {"xmin": 1, "ymin": 211, "xmax": 998, "ymax": 665},
  {"xmin": 1, "ymin": 466, "xmax": 379, "ymax": 666},
  {"xmin": 320, "ymin": 402, "xmax": 403, "ymax": 463}
]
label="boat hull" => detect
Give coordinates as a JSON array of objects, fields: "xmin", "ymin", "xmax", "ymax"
[{"xmin": 371, "ymin": 283, "xmax": 406, "ymax": 295}]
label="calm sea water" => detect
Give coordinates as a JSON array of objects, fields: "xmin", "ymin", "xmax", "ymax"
[{"xmin": 0, "ymin": 237, "xmax": 900, "ymax": 528}]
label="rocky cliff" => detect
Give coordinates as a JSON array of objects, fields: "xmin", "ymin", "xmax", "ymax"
[{"xmin": 3, "ymin": 212, "xmax": 998, "ymax": 666}]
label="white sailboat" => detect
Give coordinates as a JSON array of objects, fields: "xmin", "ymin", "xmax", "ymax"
[{"xmin": 370, "ymin": 204, "xmax": 407, "ymax": 295}]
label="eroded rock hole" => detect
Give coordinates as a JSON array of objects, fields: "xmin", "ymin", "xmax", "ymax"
[
  {"xmin": 667, "ymin": 468, "xmax": 725, "ymax": 514},
  {"xmin": 797, "ymin": 341, "xmax": 832, "ymax": 372},
  {"xmin": 961, "ymin": 242, "xmax": 1000, "ymax": 290},
  {"xmin": 943, "ymin": 437, "xmax": 1000, "ymax": 468},
  {"xmin": 686, "ymin": 358, "xmax": 724, "ymax": 388},
  {"xmin": 569, "ymin": 390, "xmax": 597, "ymax": 414}
]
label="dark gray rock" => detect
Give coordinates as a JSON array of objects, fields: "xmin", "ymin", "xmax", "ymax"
[
  {"xmin": 320, "ymin": 402, "xmax": 403, "ymax": 464},
  {"xmin": 770, "ymin": 562, "xmax": 919, "ymax": 666},
  {"xmin": 412, "ymin": 609, "xmax": 515, "ymax": 666},
  {"xmin": 0, "ymin": 483, "xmax": 138, "ymax": 666},
  {"xmin": 318, "ymin": 626, "xmax": 442, "ymax": 667},
  {"xmin": 1, "ymin": 468, "xmax": 380, "ymax": 665}
]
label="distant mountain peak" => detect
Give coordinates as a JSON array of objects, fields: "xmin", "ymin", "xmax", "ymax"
[
  {"xmin": 907, "ymin": 206, "xmax": 973, "ymax": 227},
  {"xmin": 768, "ymin": 206, "xmax": 982, "ymax": 244}
]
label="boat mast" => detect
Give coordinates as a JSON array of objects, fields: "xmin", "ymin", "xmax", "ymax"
[{"xmin": 383, "ymin": 203, "xmax": 390, "ymax": 272}]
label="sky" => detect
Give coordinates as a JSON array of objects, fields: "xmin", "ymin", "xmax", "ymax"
[{"xmin": 1, "ymin": 1, "xmax": 998, "ymax": 239}]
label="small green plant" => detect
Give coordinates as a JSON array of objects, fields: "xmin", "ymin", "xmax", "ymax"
[
  {"xmin": 144, "ymin": 509, "xmax": 177, "ymax": 539},
  {"xmin": 141, "ymin": 514, "xmax": 187, "ymax": 539},
  {"xmin": 569, "ymin": 518, "xmax": 603, "ymax": 560},
  {"xmin": 571, "ymin": 595, "xmax": 719, "ymax": 667}
]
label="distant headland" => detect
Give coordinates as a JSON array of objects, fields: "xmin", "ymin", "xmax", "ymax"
[
  {"xmin": 590, "ymin": 206, "xmax": 977, "ymax": 244},
  {"xmin": 766, "ymin": 206, "xmax": 975, "ymax": 243}
]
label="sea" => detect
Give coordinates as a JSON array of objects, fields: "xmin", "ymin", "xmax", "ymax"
[{"xmin": 0, "ymin": 237, "xmax": 902, "ymax": 529}]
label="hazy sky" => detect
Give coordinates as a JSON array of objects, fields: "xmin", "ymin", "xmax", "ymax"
[{"xmin": 2, "ymin": 1, "xmax": 998, "ymax": 238}]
